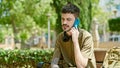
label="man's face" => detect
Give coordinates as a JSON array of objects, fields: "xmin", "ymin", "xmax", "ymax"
[{"xmin": 61, "ymin": 13, "xmax": 75, "ymax": 32}]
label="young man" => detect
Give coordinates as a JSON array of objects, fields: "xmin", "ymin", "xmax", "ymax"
[{"xmin": 51, "ymin": 3, "xmax": 96, "ymax": 68}]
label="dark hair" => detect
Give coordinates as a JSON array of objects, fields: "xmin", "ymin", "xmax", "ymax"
[{"xmin": 61, "ymin": 3, "xmax": 80, "ymax": 17}]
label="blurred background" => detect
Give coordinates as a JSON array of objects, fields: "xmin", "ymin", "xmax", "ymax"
[
  {"xmin": 0, "ymin": 0, "xmax": 120, "ymax": 68},
  {"xmin": 0, "ymin": 0, "xmax": 120, "ymax": 49}
]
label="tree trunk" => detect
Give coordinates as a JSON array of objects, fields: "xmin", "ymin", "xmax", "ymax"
[{"xmin": 11, "ymin": 16, "xmax": 18, "ymax": 44}]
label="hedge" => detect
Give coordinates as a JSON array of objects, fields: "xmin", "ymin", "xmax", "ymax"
[
  {"xmin": 108, "ymin": 17, "xmax": 120, "ymax": 32},
  {"xmin": 0, "ymin": 49, "xmax": 53, "ymax": 68}
]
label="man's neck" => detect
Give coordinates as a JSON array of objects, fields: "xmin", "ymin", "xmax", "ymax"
[{"xmin": 66, "ymin": 31, "xmax": 71, "ymax": 36}]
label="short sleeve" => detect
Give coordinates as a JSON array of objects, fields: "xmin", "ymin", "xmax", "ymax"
[
  {"xmin": 81, "ymin": 35, "xmax": 94, "ymax": 59},
  {"xmin": 79, "ymin": 30, "xmax": 96, "ymax": 68}
]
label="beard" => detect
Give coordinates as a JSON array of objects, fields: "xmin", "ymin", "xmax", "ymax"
[{"xmin": 62, "ymin": 24, "xmax": 72, "ymax": 32}]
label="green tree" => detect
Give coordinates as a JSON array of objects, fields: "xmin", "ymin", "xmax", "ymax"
[{"xmin": 0, "ymin": 0, "xmax": 56, "ymax": 44}]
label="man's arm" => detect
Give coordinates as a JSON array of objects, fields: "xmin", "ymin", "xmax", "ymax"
[
  {"xmin": 51, "ymin": 58, "xmax": 60, "ymax": 68},
  {"xmin": 70, "ymin": 28, "xmax": 89, "ymax": 68},
  {"xmin": 51, "ymin": 37, "xmax": 61, "ymax": 68},
  {"xmin": 73, "ymin": 41, "xmax": 88, "ymax": 68}
]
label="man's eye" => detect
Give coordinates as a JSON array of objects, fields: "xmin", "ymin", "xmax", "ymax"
[
  {"xmin": 61, "ymin": 18, "xmax": 64, "ymax": 21},
  {"xmin": 67, "ymin": 18, "xmax": 72, "ymax": 21}
]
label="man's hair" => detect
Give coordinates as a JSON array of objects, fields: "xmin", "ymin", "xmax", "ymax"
[{"xmin": 61, "ymin": 3, "xmax": 80, "ymax": 17}]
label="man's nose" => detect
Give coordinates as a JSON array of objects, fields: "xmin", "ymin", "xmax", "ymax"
[{"xmin": 63, "ymin": 21, "xmax": 67, "ymax": 24}]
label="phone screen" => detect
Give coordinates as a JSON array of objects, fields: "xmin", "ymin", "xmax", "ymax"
[{"xmin": 73, "ymin": 18, "xmax": 80, "ymax": 28}]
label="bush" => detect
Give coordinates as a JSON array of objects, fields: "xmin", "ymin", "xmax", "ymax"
[
  {"xmin": 108, "ymin": 17, "xmax": 120, "ymax": 32},
  {"xmin": 0, "ymin": 49, "xmax": 53, "ymax": 68}
]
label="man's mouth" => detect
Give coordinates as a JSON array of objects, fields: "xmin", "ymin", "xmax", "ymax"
[
  {"xmin": 62, "ymin": 25, "xmax": 69, "ymax": 29},
  {"xmin": 62, "ymin": 25, "xmax": 72, "ymax": 32}
]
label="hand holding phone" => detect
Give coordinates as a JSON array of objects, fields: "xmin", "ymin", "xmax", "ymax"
[{"xmin": 73, "ymin": 18, "xmax": 80, "ymax": 29}]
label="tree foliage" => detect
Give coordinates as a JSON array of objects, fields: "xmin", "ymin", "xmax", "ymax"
[
  {"xmin": 0, "ymin": 0, "xmax": 93, "ymax": 43},
  {"xmin": 0, "ymin": 0, "xmax": 56, "ymax": 43},
  {"xmin": 108, "ymin": 17, "xmax": 120, "ymax": 32},
  {"xmin": 0, "ymin": 0, "xmax": 14, "ymax": 24},
  {"xmin": 91, "ymin": 0, "xmax": 112, "ymax": 23}
]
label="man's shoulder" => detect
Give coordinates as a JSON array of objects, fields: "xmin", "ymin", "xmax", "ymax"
[
  {"xmin": 56, "ymin": 32, "xmax": 64, "ymax": 39},
  {"xmin": 58, "ymin": 32, "xmax": 64, "ymax": 36},
  {"xmin": 79, "ymin": 29, "xmax": 92, "ymax": 37}
]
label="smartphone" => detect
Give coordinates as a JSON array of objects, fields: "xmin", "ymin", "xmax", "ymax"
[{"xmin": 73, "ymin": 18, "xmax": 80, "ymax": 29}]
